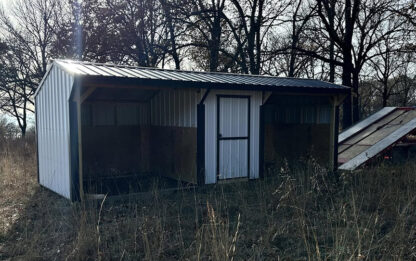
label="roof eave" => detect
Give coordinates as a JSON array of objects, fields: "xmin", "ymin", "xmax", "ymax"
[{"xmin": 75, "ymin": 75, "xmax": 350, "ymax": 95}]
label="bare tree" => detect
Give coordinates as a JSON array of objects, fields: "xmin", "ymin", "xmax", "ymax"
[
  {"xmin": 0, "ymin": 41, "xmax": 35, "ymax": 136},
  {"xmin": 159, "ymin": 0, "xmax": 182, "ymax": 69},
  {"xmin": 286, "ymin": 0, "xmax": 316, "ymax": 77},
  {"xmin": 0, "ymin": 0, "xmax": 62, "ymax": 80},
  {"xmin": 314, "ymin": 0, "xmax": 360, "ymax": 128},
  {"xmin": 99, "ymin": 0, "xmax": 166, "ymax": 66},
  {"xmin": 0, "ymin": 0, "xmax": 62, "ymax": 136},
  {"xmin": 223, "ymin": 0, "xmax": 289, "ymax": 74},
  {"xmin": 369, "ymin": 40, "xmax": 405, "ymax": 107},
  {"xmin": 173, "ymin": 0, "xmax": 232, "ymax": 72},
  {"xmin": 293, "ymin": 0, "xmax": 409, "ymax": 128}
]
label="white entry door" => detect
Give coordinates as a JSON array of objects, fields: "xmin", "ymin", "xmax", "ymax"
[{"xmin": 217, "ymin": 96, "xmax": 250, "ymax": 180}]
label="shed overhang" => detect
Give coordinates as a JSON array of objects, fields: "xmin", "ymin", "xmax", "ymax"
[
  {"xmin": 36, "ymin": 59, "xmax": 351, "ymax": 101},
  {"xmin": 76, "ymin": 74, "xmax": 351, "ymax": 95}
]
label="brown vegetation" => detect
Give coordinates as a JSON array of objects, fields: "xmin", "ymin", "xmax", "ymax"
[{"xmin": 1, "ymin": 130, "xmax": 416, "ymax": 260}]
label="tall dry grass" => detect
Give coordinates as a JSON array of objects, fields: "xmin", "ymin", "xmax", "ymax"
[
  {"xmin": 0, "ymin": 123, "xmax": 415, "ymax": 260},
  {"xmin": 0, "ymin": 121, "xmax": 36, "ymax": 240}
]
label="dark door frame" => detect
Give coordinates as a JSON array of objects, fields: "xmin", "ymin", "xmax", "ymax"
[
  {"xmin": 197, "ymin": 103, "xmax": 205, "ymax": 185},
  {"xmin": 216, "ymin": 94, "xmax": 251, "ymax": 181}
]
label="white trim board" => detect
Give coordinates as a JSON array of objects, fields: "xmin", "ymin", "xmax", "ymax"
[{"xmin": 339, "ymin": 117, "xmax": 416, "ymax": 170}]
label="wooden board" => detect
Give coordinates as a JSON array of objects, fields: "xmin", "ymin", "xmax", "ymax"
[
  {"xmin": 82, "ymin": 126, "xmax": 151, "ymax": 179},
  {"xmin": 150, "ymin": 126, "xmax": 197, "ymax": 184},
  {"xmin": 338, "ymin": 109, "xmax": 416, "ymax": 164},
  {"xmin": 339, "ymin": 117, "xmax": 416, "ymax": 170},
  {"xmin": 338, "ymin": 144, "xmax": 371, "ymax": 163},
  {"xmin": 341, "ymin": 109, "xmax": 405, "ymax": 145},
  {"xmin": 82, "ymin": 125, "xmax": 197, "ymax": 185},
  {"xmin": 388, "ymin": 110, "xmax": 416, "ymax": 125},
  {"xmin": 338, "ymin": 107, "xmax": 396, "ymax": 143},
  {"xmin": 356, "ymin": 124, "xmax": 402, "ymax": 146}
]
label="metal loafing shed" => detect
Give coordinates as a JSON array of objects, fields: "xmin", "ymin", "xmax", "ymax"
[{"xmin": 34, "ymin": 60, "xmax": 349, "ymax": 201}]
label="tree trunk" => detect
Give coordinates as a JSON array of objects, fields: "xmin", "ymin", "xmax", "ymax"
[
  {"xmin": 329, "ymin": 41, "xmax": 335, "ymax": 82},
  {"xmin": 328, "ymin": 0, "xmax": 336, "ymax": 83},
  {"xmin": 288, "ymin": 20, "xmax": 298, "ymax": 77},
  {"xmin": 20, "ymin": 125, "xmax": 26, "ymax": 138},
  {"xmin": 288, "ymin": 45, "xmax": 296, "ymax": 77},
  {"xmin": 352, "ymin": 71, "xmax": 360, "ymax": 123},
  {"xmin": 209, "ymin": 16, "xmax": 222, "ymax": 72},
  {"xmin": 382, "ymin": 96, "xmax": 388, "ymax": 107},
  {"xmin": 160, "ymin": 0, "xmax": 180, "ymax": 69},
  {"xmin": 342, "ymin": 50, "xmax": 354, "ymax": 128},
  {"xmin": 341, "ymin": 0, "xmax": 358, "ymax": 128},
  {"xmin": 168, "ymin": 23, "xmax": 180, "ymax": 70}
]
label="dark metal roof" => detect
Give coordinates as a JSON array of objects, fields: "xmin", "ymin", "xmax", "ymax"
[{"xmin": 54, "ymin": 59, "xmax": 349, "ymax": 93}]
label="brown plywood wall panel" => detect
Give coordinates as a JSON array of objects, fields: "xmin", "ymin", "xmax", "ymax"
[
  {"xmin": 172, "ymin": 127, "xmax": 197, "ymax": 183},
  {"xmin": 81, "ymin": 99, "xmax": 197, "ymax": 185},
  {"xmin": 82, "ymin": 126, "xmax": 151, "ymax": 180},
  {"xmin": 264, "ymin": 123, "xmax": 330, "ymax": 169},
  {"xmin": 150, "ymin": 126, "xmax": 175, "ymax": 177},
  {"xmin": 81, "ymin": 124, "xmax": 197, "ymax": 184},
  {"xmin": 150, "ymin": 126, "xmax": 197, "ymax": 184}
]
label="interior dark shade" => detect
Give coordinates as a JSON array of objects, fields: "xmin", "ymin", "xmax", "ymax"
[
  {"xmin": 262, "ymin": 95, "xmax": 332, "ymax": 170},
  {"xmin": 80, "ymin": 91, "xmax": 198, "ymax": 195}
]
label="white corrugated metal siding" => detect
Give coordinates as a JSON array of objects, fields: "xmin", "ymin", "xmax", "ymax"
[
  {"xmin": 204, "ymin": 90, "xmax": 262, "ymax": 184},
  {"xmin": 150, "ymin": 88, "xmax": 200, "ymax": 127},
  {"xmin": 36, "ymin": 65, "xmax": 74, "ymax": 199}
]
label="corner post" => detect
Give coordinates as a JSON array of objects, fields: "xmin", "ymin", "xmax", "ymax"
[
  {"xmin": 329, "ymin": 99, "xmax": 336, "ymax": 170},
  {"xmin": 76, "ymin": 100, "xmax": 84, "ymax": 201},
  {"xmin": 197, "ymin": 104, "xmax": 205, "ymax": 185},
  {"xmin": 329, "ymin": 95, "xmax": 343, "ymax": 171},
  {"xmin": 259, "ymin": 104, "xmax": 265, "ymax": 178}
]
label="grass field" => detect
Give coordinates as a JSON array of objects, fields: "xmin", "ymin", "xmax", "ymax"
[{"xmin": 1, "ymin": 135, "xmax": 416, "ymax": 260}]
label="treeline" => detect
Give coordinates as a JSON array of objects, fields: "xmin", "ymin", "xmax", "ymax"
[{"xmin": 0, "ymin": 0, "xmax": 415, "ymax": 135}]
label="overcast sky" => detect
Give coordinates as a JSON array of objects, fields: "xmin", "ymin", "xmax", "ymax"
[{"xmin": 0, "ymin": 0, "xmax": 13, "ymax": 10}]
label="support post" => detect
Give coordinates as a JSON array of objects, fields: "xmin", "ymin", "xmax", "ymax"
[
  {"xmin": 259, "ymin": 105, "xmax": 265, "ymax": 178},
  {"xmin": 77, "ymin": 100, "xmax": 84, "ymax": 200},
  {"xmin": 334, "ymin": 105, "xmax": 340, "ymax": 170},
  {"xmin": 329, "ymin": 100, "xmax": 336, "ymax": 170},
  {"xmin": 69, "ymin": 101, "xmax": 80, "ymax": 201},
  {"xmin": 197, "ymin": 104, "xmax": 205, "ymax": 185},
  {"xmin": 329, "ymin": 95, "xmax": 344, "ymax": 171}
]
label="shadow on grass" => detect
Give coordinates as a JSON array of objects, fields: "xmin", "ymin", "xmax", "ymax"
[
  {"xmin": 0, "ymin": 173, "xmax": 301, "ymax": 260},
  {"xmin": 0, "ymin": 185, "xmax": 75, "ymax": 260}
]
